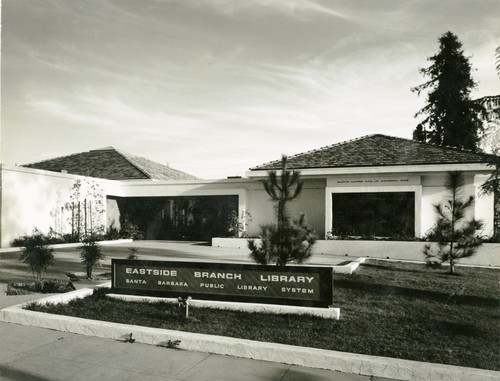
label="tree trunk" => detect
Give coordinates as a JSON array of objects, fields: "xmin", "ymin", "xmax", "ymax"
[
  {"xmin": 86, "ymin": 264, "xmax": 92, "ymax": 279},
  {"xmin": 77, "ymin": 201, "xmax": 81, "ymax": 240},
  {"xmin": 71, "ymin": 203, "xmax": 75, "ymax": 238},
  {"xmin": 277, "ymin": 201, "xmax": 285, "ymax": 263},
  {"xmin": 89, "ymin": 200, "xmax": 93, "ymax": 235},
  {"xmin": 449, "ymin": 258, "xmax": 455, "ymax": 274},
  {"xmin": 84, "ymin": 199, "xmax": 87, "ymax": 238},
  {"xmin": 35, "ymin": 271, "xmax": 43, "ymax": 291}
]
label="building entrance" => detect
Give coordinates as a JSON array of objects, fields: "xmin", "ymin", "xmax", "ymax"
[{"xmin": 108, "ymin": 195, "xmax": 239, "ymax": 241}]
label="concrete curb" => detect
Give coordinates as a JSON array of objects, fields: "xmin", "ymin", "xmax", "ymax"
[
  {"xmin": 0, "ymin": 289, "xmax": 498, "ymax": 381},
  {"xmin": 107, "ymin": 293, "xmax": 340, "ymax": 319},
  {"xmin": 0, "ymin": 239, "xmax": 134, "ymax": 253},
  {"xmin": 46, "ymin": 239, "xmax": 134, "ymax": 249},
  {"xmin": 332, "ymin": 257, "xmax": 366, "ymax": 274}
]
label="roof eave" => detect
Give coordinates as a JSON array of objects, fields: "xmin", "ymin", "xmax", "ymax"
[{"xmin": 245, "ymin": 162, "xmax": 493, "ymax": 178}]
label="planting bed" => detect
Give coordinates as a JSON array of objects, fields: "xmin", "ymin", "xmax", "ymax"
[{"xmin": 25, "ymin": 260, "xmax": 500, "ymax": 371}]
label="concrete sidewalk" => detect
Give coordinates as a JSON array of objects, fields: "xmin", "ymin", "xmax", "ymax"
[
  {"xmin": 0, "ymin": 284, "xmax": 395, "ymax": 381},
  {"xmin": 2, "ymin": 241, "xmax": 493, "ymax": 380},
  {"xmin": 0, "ymin": 322, "xmax": 392, "ymax": 381}
]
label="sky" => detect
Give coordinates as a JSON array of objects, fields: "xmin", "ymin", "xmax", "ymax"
[{"xmin": 1, "ymin": 0, "xmax": 499, "ymax": 179}]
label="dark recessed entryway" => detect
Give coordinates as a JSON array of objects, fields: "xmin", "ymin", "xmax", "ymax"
[{"xmin": 107, "ymin": 195, "xmax": 239, "ymax": 241}]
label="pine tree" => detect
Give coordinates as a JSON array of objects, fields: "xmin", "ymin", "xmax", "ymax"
[
  {"xmin": 248, "ymin": 155, "xmax": 316, "ymax": 266},
  {"xmin": 424, "ymin": 171, "xmax": 484, "ymax": 274},
  {"xmin": 412, "ymin": 31, "xmax": 483, "ymax": 150}
]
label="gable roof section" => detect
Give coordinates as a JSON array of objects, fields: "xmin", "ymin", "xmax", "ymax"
[
  {"xmin": 23, "ymin": 147, "xmax": 199, "ymax": 181},
  {"xmin": 250, "ymin": 134, "xmax": 494, "ymax": 171}
]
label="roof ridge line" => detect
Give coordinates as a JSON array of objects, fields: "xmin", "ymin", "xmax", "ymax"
[
  {"xmin": 249, "ymin": 133, "xmax": 498, "ymax": 171},
  {"xmin": 114, "ymin": 148, "xmax": 199, "ymax": 180},
  {"xmin": 113, "ymin": 148, "xmax": 154, "ymax": 180}
]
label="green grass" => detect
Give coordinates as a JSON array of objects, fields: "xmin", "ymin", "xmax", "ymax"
[{"xmin": 25, "ymin": 260, "xmax": 500, "ymax": 370}]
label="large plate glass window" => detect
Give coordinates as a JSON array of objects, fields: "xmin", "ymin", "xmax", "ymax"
[{"xmin": 332, "ymin": 192, "xmax": 415, "ymax": 238}]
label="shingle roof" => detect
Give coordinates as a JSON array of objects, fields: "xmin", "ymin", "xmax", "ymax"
[
  {"xmin": 23, "ymin": 147, "xmax": 199, "ymax": 181},
  {"xmin": 250, "ymin": 134, "xmax": 495, "ymax": 171}
]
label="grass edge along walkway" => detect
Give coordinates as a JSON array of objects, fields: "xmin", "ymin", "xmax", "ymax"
[{"xmin": 25, "ymin": 260, "xmax": 499, "ymax": 371}]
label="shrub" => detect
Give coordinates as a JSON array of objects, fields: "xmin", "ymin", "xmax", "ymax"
[
  {"xmin": 249, "ymin": 214, "xmax": 317, "ymax": 266},
  {"xmin": 12, "ymin": 228, "xmax": 64, "ymax": 247},
  {"xmin": 18, "ymin": 232, "xmax": 55, "ymax": 290},
  {"xmin": 105, "ymin": 222, "xmax": 121, "ymax": 240},
  {"xmin": 119, "ymin": 218, "xmax": 144, "ymax": 240},
  {"xmin": 79, "ymin": 236, "xmax": 105, "ymax": 279},
  {"xmin": 127, "ymin": 247, "xmax": 139, "ymax": 260},
  {"xmin": 41, "ymin": 280, "xmax": 76, "ymax": 293},
  {"xmin": 225, "ymin": 210, "xmax": 253, "ymax": 238}
]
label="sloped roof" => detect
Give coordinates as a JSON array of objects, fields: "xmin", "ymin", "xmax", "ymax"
[
  {"xmin": 23, "ymin": 147, "xmax": 199, "ymax": 181},
  {"xmin": 250, "ymin": 134, "xmax": 495, "ymax": 171}
]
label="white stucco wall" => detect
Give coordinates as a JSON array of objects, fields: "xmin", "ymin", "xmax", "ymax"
[
  {"xmin": 421, "ymin": 173, "xmax": 494, "ymax": 237},
  {"xmin": 475, "ymin": 174, "xmax": 495, "ymax": 236},
  {"xmin": 421, "ymin": 175, "xmax": 447, "ymax": 236},
  {"xmin": 1, "ymin": 163, "xmax": 496, "ymax": 247},
  {"xmin": 246, "ymin": 187, "xmax": 274, "ymax": 237},
  {"xmin": 1, "ymin": 166, "xmax": 76, "ymax": 246},
  {"xmin": 0, "ymin": 165, "xmax": 108, "ymax": 247},
  {"xmin": 289, "ymin": 186, "xmax": 326, "ymax": 236},
  {"xmin": 244, "ymin": 179, "xmax": 326, "ymax": 237}
]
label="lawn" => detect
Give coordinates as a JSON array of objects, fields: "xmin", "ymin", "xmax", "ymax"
[{"xmin": 26, "ymin": 260, "xmax": 500, "ymax": 371}]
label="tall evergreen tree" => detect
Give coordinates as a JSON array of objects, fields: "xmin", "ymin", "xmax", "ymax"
[{"xmin": 412, "ymin": 31, "xmax": 483, "ymax": 150}]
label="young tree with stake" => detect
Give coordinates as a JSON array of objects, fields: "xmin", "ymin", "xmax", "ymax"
[
  {"xmin": 424, "ymin": 171, "xmax": 483, "ymax": 274},
  {"xmin": 79, "ymin": 236, "xmax": 105, "ymax": 279},
  {"xmin": 248, "ymin": 155, "xmax": 316, "ymax": 266}
]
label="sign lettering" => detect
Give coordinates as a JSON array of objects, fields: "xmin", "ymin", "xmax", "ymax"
[{"xmin": 112, "ymin": 259, "xmax": 333, "ymax": 308}]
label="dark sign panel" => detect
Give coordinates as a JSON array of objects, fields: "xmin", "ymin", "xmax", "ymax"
[{"xmin": 111, "ymin": 259, "xmax": 333, "ymax": 308}]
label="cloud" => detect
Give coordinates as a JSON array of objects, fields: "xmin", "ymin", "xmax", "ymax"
[
  {"xmin": 27, "ymin": 93, "xmax": 204, "ymax": 141},
  {"xmin": 3, "ymin": 0, "xmax": 499, "ymax": 178},
  {"xmin": 179, "ymin": 0, "xmax": 351, "ymax": 20}
]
